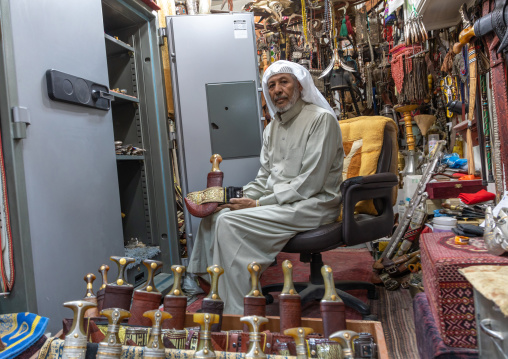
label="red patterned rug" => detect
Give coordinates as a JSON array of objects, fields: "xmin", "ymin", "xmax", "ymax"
[{"xmin": 187, "ymin": 248, "xmax": 373, "ymax": 320}]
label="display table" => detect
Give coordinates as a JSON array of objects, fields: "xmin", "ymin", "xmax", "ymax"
[{"xmin": 420, "ymin": 232, "xmax": 508, "ymax": 348}]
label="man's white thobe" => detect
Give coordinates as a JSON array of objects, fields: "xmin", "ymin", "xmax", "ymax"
[{"xmin": 187, "ymin": 99, "xmax": 344, "ymax": 314}]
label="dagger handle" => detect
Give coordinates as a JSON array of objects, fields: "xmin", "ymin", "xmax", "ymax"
[
  {"xmin": 169, "ymin": 265, "xmax": 185, "ymax": 296},
  {"xmin": 329, "ymin": 330, "xmax": 359, "ymax": 359},
  {"xmin": 246, "ymin": 262, "xmax": 263, "ymax": 297},
  {"xmin": 283, "ymin": 327, "xmax": 314, "ymax": 359},
  {"xmin": 84, "ymin": 273, "xmax": 96, "ymax": 298},
  {"xmin": 241, "ymin": 316, "xmax": 269, "ymax": 359},
  {"xmin": 193, "ymin": 313, "xmax": 219, "ymax": 358},
  {"xmin": 144, "ymin": 310, "xmax": 172, "ymax": 348},
  {"xmin": 210, "ymin": 154, "xmax": 223, "ymax": 172},
  {"xmin": 321, "ymin": 265, "xmax": 342, "ymax": 302},
  {"xmin": 63, "ymin": 300, "xmax": 97, "ymax": 359},
  {"xmin": 100, "ymin": 308, "xmax": 131, "ymax": 344},
  {"xmin": 139, "ymin": 259, "xmax": 163, "ymax": 293},
  {"xmin": 281, "ymin": 260, "xmax": 297, "ymax": 295},
  {"xmin": 205, "ymin": 265, "xmax": 224, "ymax": 300},
  {"xmin": 98, "ymin": 264, "xmax": 109, "ymax": 290},
  {"xmin": 110, "ymin": 256, "xmax": 135, "ymax": 286}
]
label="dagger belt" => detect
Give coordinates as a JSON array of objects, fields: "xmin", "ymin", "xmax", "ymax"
[{"xmin": 186, "ymin": 186, "xmax": 244, "ymax": 205}]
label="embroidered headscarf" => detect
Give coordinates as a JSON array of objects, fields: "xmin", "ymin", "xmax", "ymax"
[{"xmin": 262, "ymin": 60, "xmax": 337, "ymax": 120}]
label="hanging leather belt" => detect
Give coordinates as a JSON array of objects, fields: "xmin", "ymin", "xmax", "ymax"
[{"xmin": 483, "ymin": 0, "xmax": 508, "ymax": 186}]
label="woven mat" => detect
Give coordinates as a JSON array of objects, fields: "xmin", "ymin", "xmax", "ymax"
[{"xmin": 370, "ymin": 287, "xmax": 419, "ymax": 359}]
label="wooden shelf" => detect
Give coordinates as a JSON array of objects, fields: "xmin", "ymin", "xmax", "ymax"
[
  {"xmin": 110, "ymin": 91, "xmax": 139, "ymax": 104},
  {"xmin": 116, "ymin": 155, "xmax": 145, "ymax": 160},
  {"xmin": 104, "ymin": 34, "xmax": 134, "ymax": 57}
]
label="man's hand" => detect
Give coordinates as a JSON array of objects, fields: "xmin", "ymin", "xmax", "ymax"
[{"xmin": 220, "ymin": 198, "xmax": 257, "ymax": 211}]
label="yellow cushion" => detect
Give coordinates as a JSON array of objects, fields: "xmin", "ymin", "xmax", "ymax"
[{"xmin": 339, "ymin": 116, "xmax": 399, "ymax": 215}]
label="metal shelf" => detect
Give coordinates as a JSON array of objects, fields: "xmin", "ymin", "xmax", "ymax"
[
  {"xmin": 116, "ymin": 155, "xmax": 145, "ymax": 160},
  {"xmin": 111, "ymin": 91, "xmax": 139, "ymax": 104},
  {"xmin": 104, "ymin": 34, "xmax": 134, "ymax": 57}
]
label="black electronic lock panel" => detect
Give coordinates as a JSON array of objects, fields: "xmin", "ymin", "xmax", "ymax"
[{"xmin": 46, "ymin": 69, "xmax": 113, "ymax": 111}]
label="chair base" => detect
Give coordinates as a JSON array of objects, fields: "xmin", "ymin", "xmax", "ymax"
[{"xmin": 262, "ymin": 280, "xmax": 378, "ymax": 320}]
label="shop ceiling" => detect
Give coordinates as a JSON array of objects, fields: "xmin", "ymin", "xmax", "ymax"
[{"xmin": 417, "ymin": 0, "xmax": 476, "ymax": 31}]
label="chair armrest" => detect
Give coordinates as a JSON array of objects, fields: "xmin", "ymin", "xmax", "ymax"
[{"xmin": 341, "ymin": 172, "xmax": 398, "ymax": 246}]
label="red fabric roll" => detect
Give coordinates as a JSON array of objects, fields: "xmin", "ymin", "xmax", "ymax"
[{"xmin": 458, "ymin": 189, "xmax": 495, "ymax": 204}]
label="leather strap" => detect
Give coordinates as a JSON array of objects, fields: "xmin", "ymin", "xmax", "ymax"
[
  {"xmin": 484, "ymin": 0, "xmax": 508, "ymax": 187},
  {"xmin": 227, "ymin": 331, "xmax": 242, "ymax": 352}
]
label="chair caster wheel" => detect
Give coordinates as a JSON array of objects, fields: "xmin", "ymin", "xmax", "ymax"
[
  {"xmin": 362, "ymin": 314, "xmax": 378, "ymax": 321},
  {"xmin": 265, "ymin": 294, "xmax": 274, "ymax": 305}
]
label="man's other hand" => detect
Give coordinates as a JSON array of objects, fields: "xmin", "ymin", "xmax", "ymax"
[{"xmin": 221, "ymin": 198, "xmax": 257, "ymax": 211}]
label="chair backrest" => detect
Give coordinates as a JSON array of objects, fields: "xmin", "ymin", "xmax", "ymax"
[{"xmin": 339, "ymin": 116, "xmax": 398, "ymax": 215}]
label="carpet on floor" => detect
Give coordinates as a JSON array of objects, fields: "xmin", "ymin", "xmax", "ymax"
[
  {"xmin": 187, "ymin": 247, "xmax": 373, "ymax": 321},
  {"xmin": 370, "ymin": 287, "xmax": 419, "ymax": 359}
]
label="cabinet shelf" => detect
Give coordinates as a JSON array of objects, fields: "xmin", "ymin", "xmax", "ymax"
[
  {"xmin": 111, "ymin": 91, "xmax": 139, "ymax": 104},
  {"xmin": 105, "ymin": 34, "xmax": 134, "ymax": 56},
  {"xmin": 116, "ymin": 155, "xmax": 145, "ymax": 160}
]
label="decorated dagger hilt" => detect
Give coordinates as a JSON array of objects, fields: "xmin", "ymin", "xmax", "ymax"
[
  {"xmin": 279, "ymin": 260, "xmax": 301, "ymax": 333},
  {"xmin": 62, "ymin": 300, "xmax": 97, "ymax": 359},
  {"xmin": 246, "ymin": 262, "xmax": 263, "ymax": 298},
  {"xmin": 84, "ymin": 273, "xmax": 97, "ymax": 298},
  {"xmin": 163, "ymin": 265, "xmax": 187, "ymax": 330},
  {"xmin": 96, "ymin": 264, "xmax": 109, "ymax": 313},
  {"xmin": 102, "ymin": 257, "xmax": 135, "ymax": 311},
  {"xmin": 205, "ymin": 264, "xmax": 224, "ymax": 301},
  {"xmin": 138, "ymin": 259, "xmax": 163, "ymax": 292},
  {"xmin": 193, "ymin": 313, "xmax": 220, "ymax": 359},
  {"xmin": 97, "ymin": 308, "xmax": 131, "ymax": 359},
  {"xmin": 329, "ymin": 330, "xmax": 359, "ymax": 359},
  {"xmin": 169, "ymin": 265, "xmax": 186, "ymax": 297},
  {"xmin": 320, "ymin": 265, "xmax": 346, "ymax": 338},
  {"xmin": 210, "ymin": 154, "xmax": 222, "ymax": 172},
  {"xmin": 240, "ymin": 316, "xmax": 269, "ymax": 359},
  {"xmin": 283, "ymin": 327, "xmax": 314, "ymax": 359},
  {"xmin": 110, "ymin": 256, "xmax": 135, "ymax": 286},
  {"xmin": 98, "ymin": 264, "xmax": 109, "ymax": 290},
  {"xmin": 83, "ymin": 273, "xmax": 99, "ymax": 318},
  {"xmin": 244, "ymin": 262, "xmax": 266, "ymax": 331},
  {"xmin": 202, "ymin": 265, "xmax": 224, "ymax": 332},
  {"xmin": 143, "ymin": 310, "xmax": 173, "ymax": 359}
]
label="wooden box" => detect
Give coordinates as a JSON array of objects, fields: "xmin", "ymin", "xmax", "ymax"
[
  {"xmin": 184, "ymin": 313, "xmax": 389, "ymax": 359},
  {"xmin": 425, "ymin": 180, "xmax": 486, "ymax": 200}
]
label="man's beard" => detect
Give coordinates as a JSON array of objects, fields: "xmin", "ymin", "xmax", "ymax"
[{"xmin": 274, "ymin": 87, "xmax": 301, "ymax": 113}]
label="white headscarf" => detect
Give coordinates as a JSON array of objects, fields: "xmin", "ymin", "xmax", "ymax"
[{"xmin": 261, "ymin": 60, "xmax": 337, "ymax": 120}]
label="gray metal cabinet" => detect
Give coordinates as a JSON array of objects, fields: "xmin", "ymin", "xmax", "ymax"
[
  {"xmin": 166, "ymin": 14, "xmax": 263, "ymax": 253},
  {"xmin": 0, "ymin": 0, "xmax": 179, "ymax": 333}
]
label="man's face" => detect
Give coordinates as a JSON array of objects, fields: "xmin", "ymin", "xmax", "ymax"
[{"xmin": 267, "ymin": 73, "xmax": 303, "ymax": 112}]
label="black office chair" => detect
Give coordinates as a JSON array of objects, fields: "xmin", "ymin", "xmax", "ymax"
[{"xmin": 262, "ymin": 117, "xmax": 399, "ymax": 319}]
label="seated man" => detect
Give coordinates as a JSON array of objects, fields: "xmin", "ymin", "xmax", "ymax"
[{"xmin": 187, "ymin": 60, "xmax": 344, "ymax": 314}]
